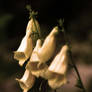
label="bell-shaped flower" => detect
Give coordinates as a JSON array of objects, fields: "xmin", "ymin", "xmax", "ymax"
[
  {"xmin": 16, "ymin": 69, "xmax": 35, "ymax": 92},
  {"xmin": 26, "ymin": 18, "xmax": 41, "ymax": 46},
  {"xmin": 25, "ymin": 39, "xmax": 48, "ymax": 77},
  {"xmin": 49, "ymin": 45, "xmax": 69, "ymax": 74},
  {"xmin": 14, "ymin": 18, "xmax": 41, "ymax": 66},
  {"xmin": 14, "ymin": 35, "xmax": 33, "ymax": 66},
  {"xmin": 30, "ymin": 39, "xmax": 42, "ymax": 62},
  {"xmin": 37, "ymin": 26, "xmax": 59, "ymax": 66},
  {"xmin": 26, "ymin": 18, "xmax": 40, "ymax": 37},
  {"xmin": 47, "ymin": 45, "xmax": 69, "ymax": 89}
]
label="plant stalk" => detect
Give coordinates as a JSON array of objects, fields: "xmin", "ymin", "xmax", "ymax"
[{"xmin": 69, "ymin": 51, "xmax": 86, "ymax": 92}]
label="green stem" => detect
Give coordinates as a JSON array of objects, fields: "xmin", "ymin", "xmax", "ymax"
[{"xmin": 69, "ymin": 51, "xmax": 86, "ymax": 92}]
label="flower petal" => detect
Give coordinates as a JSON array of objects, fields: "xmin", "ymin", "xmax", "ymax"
[
  {"xmin": 26, "ymin": 18, "xmax": 41, "ymax": 47},
  {"xmin": 26, "ymin": 62, "xmax": 48, "ymax": 78},
  {"xmin": 37, "ymin": 26, "xmax": 59, "ymax": 65},
  {"xmin": 26, "ymin": 18, "xmax": 40, "ymax": 37},
  {"xmin": 47, "ymin": 45, "xmax": 69, "ymax": 89},
  {"xmin": 30, "ymin": 39, "xmax": 42, "ymax": 62},
  {"xmin": 40, "ymin": 70, "xmax": 55, "ymax": 80},
  {"xmin": 14, "ymin": 36, "xmax": 33, "ymax": 66},
  {"xmin": 16, "ymin": 69, "xmax": 35, "ymax": 92},
  {"xmin": 48, "ymin": 45, "xmax": 69, "ymax": 74},
  {"xmin": 48, "ymin": 74, "xmax": 67, "ymax": 89}
]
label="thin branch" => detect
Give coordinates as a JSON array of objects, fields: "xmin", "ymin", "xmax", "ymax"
[{"xmin": 69, "ymin": 50, "xmax": 86, "ymax": 92}]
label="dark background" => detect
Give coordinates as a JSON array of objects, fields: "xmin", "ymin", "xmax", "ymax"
[{"xmin": 0, "ymin": 0, "xmax": 92, "ymax": 92}]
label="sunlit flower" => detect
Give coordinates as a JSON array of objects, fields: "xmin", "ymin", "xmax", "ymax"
[
  {"xmin": 14, "ymin": 35, "xmax": 33, "ymax": 66},
  {"xmin": 26, "ymin": 18, "xmax": 41, "ymax": 47},
  {"xmin": 33, "ymin": 26, "xmax": 59, "ymax": 67},
  {"xmin": 49, "ymin": 45, "xmax": 69, "ymax": 74},
  {"xmin": 38, "ymin": 26, "xmax": 58, "ymax": 64},
  {"xmin": 47, "ymin": 45, "xmax": 69, "ymax": 89},
  {"xmin": 25, "ymin": 39, "xmax": 48, "ymax": 77},
  {"xmin": 26, "ymin": 61, "xmax": 48, "ymax": 78},
  {"xmin": 30, "ymin": 39, "xmax": 42, "ymax": 62},
  {"xmin": 48, "ymin": 74, "xmax": 66, "ymax": 89},
  {"xmin": 16, "ymin": 69, "xmax": 35, "ymax": 92},
  {"xmin": 26, "ymin": 18, "xmax": 40, "ymax": 37},
  {"xmin": 14, "ymin": 17, "xmax": 41, "ymax": 66},
  {"xmin": 25, "ymin": 27, "xmax": 59, "ymax": 77}
]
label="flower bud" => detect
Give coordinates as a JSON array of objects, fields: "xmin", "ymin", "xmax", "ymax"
[{"xmin": 16, "ymin": 69, "xmax": 35, "ymax": 92}]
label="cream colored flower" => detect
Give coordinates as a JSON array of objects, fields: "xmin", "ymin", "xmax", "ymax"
[
  {"xmin": 14, "ymin": 35, "xmax": 33, "ymax": 66},
  {"xmin": 26, "ymin": 26, "xmax": 58, "ymax": 67},
  {"xmin": 14, "ymin": 18, "xmax": 41, "ymax": 66},
  {"xmin": 26, "ymin": 18, "xmax": 41, "ymax": 47},
  {"xmin": 31, "ymin": 26, "xmax": 58, "ymax": 67},
  {"xmin": 26, "ymin": 18, "xmax": 40, "ymax": 37},
  {"xmin": 26, "ymin": 61, "xmax": 48, "ymax": 78},
  {"xmin": 25, "ymin": 39, "xmax": 48, "ymax": 77},
  {"xmin": 25, "ymin": 27, "xmax": 58, "ymax": 77},
  {"xmin": 16, "ymin": 69, "xmax": 35, "ymax": 92},
  {"xmin": 40, "ymin": 69, "xmax": 55, "ymax": 80},
  {"xmin": 47, "ymin": 45, "xmax": 69, "ymax": 89},
  {"xmin": 30, "ymin": 39, "xmax": 42, "ymax": 62},
  {"xmin": 48, "ymin": 74, "xmax": 66, "ymax": 89},
  {"xmin": 37, "ymin": 26, "xmax": 58, "ymax": 65},
  {"xmin": 49, "ymin": 45, "xmax": 69, "ymax": 74}
]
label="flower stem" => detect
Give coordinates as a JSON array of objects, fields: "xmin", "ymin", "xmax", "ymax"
[{"xmin": 69, "ymin": 50, "xmax": 86, "ymax": 92}]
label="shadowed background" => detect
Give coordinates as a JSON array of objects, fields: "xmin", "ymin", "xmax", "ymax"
[{"xmin": 0, "ymin": 0, "xmax": 92, "ymax": 92}]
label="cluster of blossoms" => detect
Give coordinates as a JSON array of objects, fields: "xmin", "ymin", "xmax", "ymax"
[{"xmin": 14, "ymin": 17, "xmax": 69, "ymax": 92}]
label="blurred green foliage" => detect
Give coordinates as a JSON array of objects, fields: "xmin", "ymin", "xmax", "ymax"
[{"xmin": 0, "ymin": 14, "xmax": 13, "ymax": 42}]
